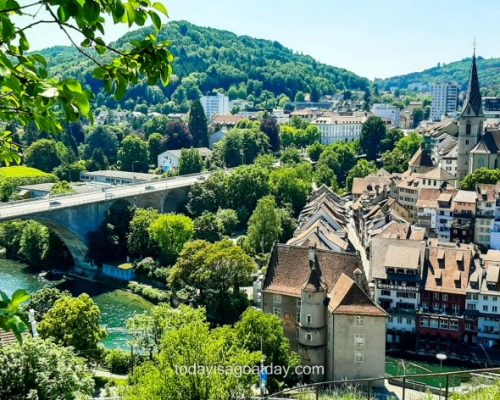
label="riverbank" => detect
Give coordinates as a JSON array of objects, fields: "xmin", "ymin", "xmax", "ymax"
[{"xmin": 0, "ymin": 259, "xmax": 153, "ymax": 349}]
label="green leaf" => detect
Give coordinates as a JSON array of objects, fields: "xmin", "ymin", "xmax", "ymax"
[
  {"xmin": 40, "ymin": 87, "xmax": 59, "ymax": 98},
  {"xmin": 149, "ymin": 11, "xmax": 161, "ymax": 31},
  {"xmin": 152, "ymin": 2, "xmax": 168, "ymax": 16}
]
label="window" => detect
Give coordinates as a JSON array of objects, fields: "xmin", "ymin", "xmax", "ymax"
[
  {"xmin": 356, "ymin": 316, "xmax": 364, "ymax": 326},
  {"xmin": 433, "ymin": 293, "xmax": 440, "ymax": 300},
  {"xmin": 493, "ymin": 306, "xmax": 498, "ymax": 313},
  {"xmin": 452, "ymin": 304, "xmax": 460, "ymax": 314},
  {"xmin": 449, "ymin": 320, "xmax": 459, "ymax": 331},
  {"xmin": 297, "ymin": 298, "xmax": 302, "ymax": 307},
  {"xmin": 354, "ymin": 351, "xmax": 364, "ymax": 363},
  {"xmin": 483, "ymin": 295, "xmax": 489, "ymax": 301},
  {"xmin": 406, "ymin": 318, "xmax": 412, "ymax": 325},
  {"xmin": 354, "ymin": 334, "xmax": 365, "ymax": 346},
  {"xmin": 273, "ymin": 307, "xmax": 281, "ymax": 317},
  {"xmin": 442, "ymin": 294, "xmax": 448, "ymax": 301},
  {"xmin": 420, "ymin": 318, "xmax": 429, "ymax": 327},
  {"xmin": 305, "ymin": 333, "xmax": 312, "ymax": 342},
  {"xmin": 306, "ymin": 315, "xmax": 312, "ymax": 324},
  {"xmin": 397, "ymin": 317, "xmax": 403, "ymax": 324},
  {"xmin": 381, "ymin": 290, "xmax": 391, "ymax": 297},
  {"xmin": 466, "ymin": 121, "xmax": 471, "ymax": 135},
  {"xmin": 483, "ymin": 305, "xmax": 489, "ymax": 312},
  {"xmin": 273, "ymin": 294, "xmax": 282, "ymax": 304},
  {"xmin": 296, "ymin": 313, "xmax": 301, "ymax": 323}
]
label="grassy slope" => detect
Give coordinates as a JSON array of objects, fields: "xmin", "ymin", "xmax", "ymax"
[{"xmin": 0, "ymin": 166, "xmax": 50, "ymax": 179}]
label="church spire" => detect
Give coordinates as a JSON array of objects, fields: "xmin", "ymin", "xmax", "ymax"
[{"xmin": 461, "ymin": 52, "xmax": 483, "ymax": 117}]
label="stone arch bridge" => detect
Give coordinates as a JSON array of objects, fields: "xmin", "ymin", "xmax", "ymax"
[{"xmin": 0, "ymin": 173, "xmax": 211, "ymax": 267}]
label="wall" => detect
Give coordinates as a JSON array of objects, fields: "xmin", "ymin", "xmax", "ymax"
[{"xmin": 331, "ymin": 314, "xmax": 386, "ymax": 382}]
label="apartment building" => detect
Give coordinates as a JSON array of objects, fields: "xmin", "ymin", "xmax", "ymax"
[
  {"xmin": 371, "ymin": 237, "xmax": 427, "ymax": 349},
  {"xmin": 430, "ymin": 82, "xmax": 459, "ymax": 121},
  {"xmin": 451, "ymin": 190, "xmax": 478, "ymax": 244},
  {"xmin": 416, "ymin": 241, "xmax": 475, "ymax": 358},
  {"xmin": 200, "ymin": 93, "xmax": 229, "ymax": 119},
  {"xmin": 312, "ymin": 113, "xmax": 368, "ymax": 145},
  {"xmin": 474, "ymin": 184, "xmax": 497, "ymax": 249},
  {"xmin": 371, "ymin": 103, "xmax": 401, "ymax": 128}
]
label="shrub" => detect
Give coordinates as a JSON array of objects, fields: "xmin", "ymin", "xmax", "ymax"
[{"xmin": 104, "ymin": 349, "xmax": 131, "ymax": 375}]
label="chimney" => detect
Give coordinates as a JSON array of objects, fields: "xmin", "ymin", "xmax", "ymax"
[
  {"xmin": 353, "ymin": 268, "xmax": 363, "ymax": 289},
  {"xmin": 309, "ymin": 244, "xmax": 317, "ymax": 269}
]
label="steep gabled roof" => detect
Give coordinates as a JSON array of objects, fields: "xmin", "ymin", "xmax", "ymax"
[
  {"xmin": 471, "ymin": 129, "xmax": 500, "ymax": 154},
  {"xmin": 461, "ymin": 54, "xmax": 484, "ymax": 118},
  {"xmin": 262, "ymin": 244, "xmax": 362, "ymax": 297},
  {"xmin": 409, "ymin": 147, "xmax": 434, "ymax": 168},
  {"xmin": 328, "ymin": 274, "xmax": 388, "ymax": 317}
]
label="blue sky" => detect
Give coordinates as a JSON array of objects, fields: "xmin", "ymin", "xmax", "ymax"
[{"xmin": 22, "ymin": 0, "xmax": 500, "ymax": 79}]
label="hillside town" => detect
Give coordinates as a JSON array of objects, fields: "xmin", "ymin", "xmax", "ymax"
[{"xmin": 0, "ymin": 2, "xmax": 499, "ymax": 400}]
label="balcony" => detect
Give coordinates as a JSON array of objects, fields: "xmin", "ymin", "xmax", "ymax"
[{"xmin": 378, "ymin": 283, "xmax": 420, "ymax": 292}]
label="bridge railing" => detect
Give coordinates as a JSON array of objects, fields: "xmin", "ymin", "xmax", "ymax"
[
  {"xmin": 0, "ymin": 169, "xmax": 225, "ymax": 213},
  {"xmin": 261, "ymin": 366, "xmax": 500, "ymax": 400}
]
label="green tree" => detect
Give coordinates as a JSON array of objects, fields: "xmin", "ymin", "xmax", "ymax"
[
  {"xmin": 188, "ymin": 99, "xmax": 209, "ymax": 147},
  {"xmin": 38, "ymin": 293, "xmax": 106, "ymax": 361},
  {"xmin": 25, "ymin": 139, "xmax": 62, "ymax": 172},
  {"xmin": 0, "ymin": 338, "xmax": 94, "ymax": 400},
  {"xmin": 178, "ymin": 148, "xmax": 204, "ymax": 175},
  {"xmin": 314, "ymin": 163, "xmax": 339, "ymax": 191},
  {"xmin": 307, "ymin": 141, "xmax": 324, "ymax": 162},
  {"xmin": 0, "ymin": 0, "xmax": 172, "ymax": 165},
  {"xmin": 381, "ymin": 148, "xmax": 407, "ymax": 173},
  {"xmin": 461, "ymin": 168, "xmax": 500, "ymax": 190},
  {"xmin": 214, "ymin": 209, "xmax": 238, "ymax": 236},
  {"xmin": 245, "ymin": 196, "xmax": 282, "ymax": 254},
  {"xmin": 18, "ymin": 220, "xmax": 48, "ymax": 268},
  {"xmin": 147, "ymin": 132, "xmax": 163, "ymax": 165},
  {"xmin": 118, "ymin": 134, "xmax": 149, "ymax": 172},
  {"xmin": 124, "ymin": 306, "xmax": 259, "ymax": 400},
  {"xmin": 83, "ymin": 126, "xmax": 119, "ymax": 164},
  {"xmin": 317, "ymin": 142, "xmax": 357, "ymax": 185},
  {"xmin": 127, "ymin": 208, "xmax": 160, "ymax": 259},
  {"xmin": 276, "ymin": 206, "xmax": 298, "ymax": 242},
  {"xmin": 280, "ymin": 147, "xmax": 301, "ymax": 165},
  {"xmin": 87, "ymin": 147, "xmax": 109, "ymax": 171},
  {"xmin": 359, "ymin": 116, "xmax": 387, "ymax": 160},
  {"xmin": 149, "ymin": 214, "xmax": 194, "ymax": 266},
  {"xmin": 194, "ymin": 212, "xmax": 223, "ymax": 242},
  {"xmin": 345, "ymin": 159, "xmax": 377, "ymax": 191},
  {"xmin": 270, "ymin": 167, "xmax": 312, "ymax": 214},
  {"xmin": 226, "ymin": 165, "xmax": 271, "ymax": 220},
  {"xmin": 169, "ymin": 240, "xmax": 256, "ymax": 323},
  {"xmin": 219, "ymin": 128, "xmax": 269, "ymax": 167},
  {"xmin": 235, "ymin": 308, "xmax": 299, "ymax": 391},
  {"xmin": 186, "ymin": 171, "xmax": 229, "ymax": 216},
  {"xmin": 260, "ymin": 115, "xmax": 281, "ymax": 152},
  {"xmin": 379, "ymin": 128, "xmax": 404, "ymax": 153},
  {"xmin": 25, "ymin": 287, "xmax": 71, "ymax": 321},
  {"xmin": 294, "ymin": 91, "xmax": 305, "ymax": 102},
  {"xmin": 395, "ymin": 131, "xmax": 423, "ymax": 159},
  {"xmin": 50, "ymin": 180, "xmax": 74, "ymax": 195},
  {"xmin": 53, "ymin": 160, "xmax": 86, "ymax": 182}
]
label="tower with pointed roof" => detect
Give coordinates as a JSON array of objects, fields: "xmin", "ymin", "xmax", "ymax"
[
  {"xmin": 456, "ymin": 53, "xmax": 485, "ymax": 181},
  {"xmin": 297, "ymin": 245, "xmax": 327, "ymax": 381}
]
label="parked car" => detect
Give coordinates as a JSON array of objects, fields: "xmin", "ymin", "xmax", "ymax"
[
  {"xmin": 197, "ymin": 176, "xmax": 206, "ymax": 181},
  {"xmin": 145, "ymin": 185, "xmax": 155, "ymax": 191},
  {"xmin": 49, "ymin": 201, "xmax": 61, "ymax": 207}
]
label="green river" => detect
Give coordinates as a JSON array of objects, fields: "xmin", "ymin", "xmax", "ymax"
[{"xmin": 0, "ymin": 259, "xmax": 152, "ymax": 350}]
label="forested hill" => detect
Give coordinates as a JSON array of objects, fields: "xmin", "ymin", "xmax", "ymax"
[
  {"xmin": 39, "ymin": 20, "xmax": 369, "ymax": 113},
  {"xmin": 377, "ymin": 56, "xmax": 500, "ymax": 96}
]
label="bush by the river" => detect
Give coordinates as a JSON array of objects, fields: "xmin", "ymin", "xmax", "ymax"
[
  {"xmin": 128, "ymin": 281, "xmax": 171, "ymax": 304},
  {"xmin": 104, "ymin": 349, "xmax": 132, "ymax": 375}
]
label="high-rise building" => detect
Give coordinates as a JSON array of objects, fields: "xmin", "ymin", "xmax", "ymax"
[
  {"xmin": 430, "ymin": 82, "xmax": 459, "ymax": 121},
  {"xmin": 200, "ymin": 93, "xmax": 229, "ymax": 119}
]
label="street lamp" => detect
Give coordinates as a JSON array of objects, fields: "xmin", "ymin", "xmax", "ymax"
[{"xmin": 436, "ymin": 353, "xmax": 447, "ymax": 400}]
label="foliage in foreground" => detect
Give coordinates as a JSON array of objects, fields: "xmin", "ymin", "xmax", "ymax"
[{"xmin": 0, "ymin": 337, "xmax": 94, "ymax": 400}]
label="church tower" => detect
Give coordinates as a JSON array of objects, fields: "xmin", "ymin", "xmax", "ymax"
[{"xmin": 456, "ymin": 52, "xmax": 485, "ymax": 181}]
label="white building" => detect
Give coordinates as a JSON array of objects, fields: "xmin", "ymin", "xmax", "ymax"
[
  {"xmin": 430, "ymin": 82, "xmax": 459, "ymax": 121},
  {"xmin": 312, "ymin": 113, "xmax": 367, "ymax": 145},
  {"xmin": 371, "ymin": 104, "xmax": 401, "ymax": 128},
  {"xmin": 200, "ymin": 93, "xmax": 229, "ymax": 119},
  {"xmin": 157, "ymin": 148, "xmax": 212, "ymax": 172}
]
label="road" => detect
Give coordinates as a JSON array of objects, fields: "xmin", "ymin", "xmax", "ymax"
[{"xmin": 0, "ymin": 172, "xmax": 212, "ymax": 220}]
